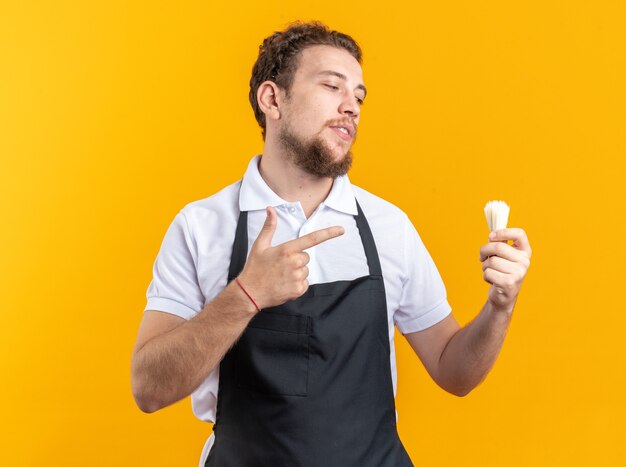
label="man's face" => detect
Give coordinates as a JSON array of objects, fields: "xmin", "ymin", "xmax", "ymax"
[{"xmin": 276, "ymin": 45, "xmax": 366, "ymax": 178}]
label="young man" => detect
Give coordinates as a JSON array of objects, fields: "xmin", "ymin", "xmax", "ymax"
[{"xmin": 131, "ymin": 21, "xmax": 532, "ymax": 467}]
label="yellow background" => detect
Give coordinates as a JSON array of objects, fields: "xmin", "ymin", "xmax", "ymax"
[{"xmin": 2, "ymin": 1, "xmax": 624, "ymax": 465}]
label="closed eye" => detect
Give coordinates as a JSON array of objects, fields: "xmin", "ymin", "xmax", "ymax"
[{"xmin": 324, "ymin": 83, "xmax": 364, "ymax": 105}]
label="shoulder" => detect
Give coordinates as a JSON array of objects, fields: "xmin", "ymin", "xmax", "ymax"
[
  {"xmin": 350, "ymin": 184, "xmax": 431, "ymax": 275},
  {"xmin": 350, "ymin": 184, "xmax": 416, "ymax": 261},
  {"xmin": 351, "ymin": 184, "xmax": 410, "ymax": 227},
  {"xmin": 178, "ymin": 180, "xmax": 242, "ymax": 232}
]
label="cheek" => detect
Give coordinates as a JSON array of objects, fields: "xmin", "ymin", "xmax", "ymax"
[
  {"xmin": 284, "ymin": 90, "xmax": 332, "ymax": 134},
  {"xmin": 295, "ymin": 105, "xmax": 325, "ymax": 134},
  {"xmin": 299, "ymin": 97, "xmax": 324, "ymax": 118}
]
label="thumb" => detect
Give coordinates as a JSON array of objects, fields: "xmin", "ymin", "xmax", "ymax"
[{"xmin": 252, "ymin": 206, "xmax": 277, "ymax": 251}]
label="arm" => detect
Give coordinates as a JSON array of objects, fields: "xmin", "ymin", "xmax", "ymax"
[
  {"xmin": 131, "ymin": 206, "xmax": 344, "ymax": 413},
  {"xmin": 131, "ymin": 282, "xmax": 257, "ymax": 413},
  {"xmin": 404, "ymin": 227, "xmax": 532, "ymax": 397},
  {"xmin": 405, "ymin": 301, "xmax": 511, "ymax": 397}
]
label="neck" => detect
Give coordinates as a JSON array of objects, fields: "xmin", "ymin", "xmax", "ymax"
[{"xmin": 258, "ymin": 146, "xmax": 334, "ymax": 219}]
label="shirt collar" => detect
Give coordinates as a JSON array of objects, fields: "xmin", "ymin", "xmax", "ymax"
[{"xmin": 239, "ymin": 155, "xmax": 358, "ymax": 215}]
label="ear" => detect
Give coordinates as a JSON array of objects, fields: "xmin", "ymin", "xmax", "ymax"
[{"xmin": 257, "ymin": 81, "xmax": 283, "ymax": 123}]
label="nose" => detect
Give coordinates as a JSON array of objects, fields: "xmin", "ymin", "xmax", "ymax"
[{"xmin": 338, "ymin": 91, "xmax": 360, "ymax": 119}]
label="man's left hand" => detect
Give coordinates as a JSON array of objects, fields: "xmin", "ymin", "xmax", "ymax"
[{"xmin": 479, "ymin": 228, "xmax": 532, "ymax": 313}]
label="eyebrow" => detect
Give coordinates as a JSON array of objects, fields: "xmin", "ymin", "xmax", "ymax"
[{"xmin": 317, "ymin": 70, "xmax": 367, "ymax": 98}]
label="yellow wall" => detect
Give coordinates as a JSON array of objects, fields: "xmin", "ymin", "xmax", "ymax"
[{"xmin": 2, "ymin": 1, "xmax": 624, "ymax": 465}]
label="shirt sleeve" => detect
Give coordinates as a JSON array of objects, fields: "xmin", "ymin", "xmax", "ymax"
[
  {"xmin": 394, "ymin": 215, "xmax": 452, "ymax": 334},
  {"xmin": 144, "ymin": 211, "xmax": 205, "ymax": 320}
]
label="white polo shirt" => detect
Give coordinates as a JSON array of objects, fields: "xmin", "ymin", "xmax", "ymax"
[{"xmin": 144, "ymin": 155, "xmax": 452, "ymax": 465}]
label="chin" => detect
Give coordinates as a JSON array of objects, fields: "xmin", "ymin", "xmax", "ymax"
[
  {"xmin": 329, "ymin": 144, "xmax": 350, "ymax": 159},
  {"xmin": 336, "ymin": 150, "xmax": 352, "ymax": 162}
]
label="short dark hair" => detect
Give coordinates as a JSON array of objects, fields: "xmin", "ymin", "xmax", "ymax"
[{"xmin": 249, "ymin": 21, "xmax": 362, "ymax": 139}]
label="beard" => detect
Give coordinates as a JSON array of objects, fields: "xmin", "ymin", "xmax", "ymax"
[{"xmin": 278, "ymin": 122, "xmax": 354, "ymax": 179}]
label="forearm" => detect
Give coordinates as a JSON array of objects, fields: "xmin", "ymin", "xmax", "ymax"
[
  {"xmin": 437, "ymin": 300, "xmax": 513, "ymax": 396},
  {"xmin": 132, "ymin": 281, "xmax": 257, "ymax": 412}
]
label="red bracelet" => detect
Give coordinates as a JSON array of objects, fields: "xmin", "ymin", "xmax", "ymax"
[{"xmin": 235, "ymin": 278, "xmax": 261, "ymax": 312}]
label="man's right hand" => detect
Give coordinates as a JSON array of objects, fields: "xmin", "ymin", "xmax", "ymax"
[{"xmin": 237, "ymin": 206, "xmax": 344, "ymax": 310}]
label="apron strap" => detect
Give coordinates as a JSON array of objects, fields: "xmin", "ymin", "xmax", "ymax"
[
  {"xmin": 354, "ymin": 200, "xmax": 383, "ymax": 277},
  {"xmin": 227, "ymin": 198, "xmax": 383, "ymax": 282},
  {"xmin": 227, "ymin": 210, "xmax": 248, "ymax": 282}
]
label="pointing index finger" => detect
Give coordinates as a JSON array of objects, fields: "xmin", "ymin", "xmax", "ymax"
[{"xmin": 283, "ymin": 226, "xmax": 345, "ymax": 252}]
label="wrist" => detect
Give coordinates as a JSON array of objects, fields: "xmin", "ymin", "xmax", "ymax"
[
  {"xmin": 487, "ymin": 299, "xmax": 515, "ymax": 317},
  {"xmin": 237, "ymin": 270, "xmax": 269, "ymax": 310},
  {"xmin": 235, "ymin": 277, "xmax": 261, "ymax": 313},
  {"xmin": 225, "ymin": 279, "xmax": 259, "ymax": 316}
]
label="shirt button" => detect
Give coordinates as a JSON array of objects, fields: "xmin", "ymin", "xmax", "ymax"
[{"xmin": 288, "ymin": 206, "xmax": 296, "ymax": 214}]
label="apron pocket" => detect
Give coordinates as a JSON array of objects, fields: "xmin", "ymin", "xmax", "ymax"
[{"xmin": 235, "ymin": 311, "xmax": 311, "ymax": 397}]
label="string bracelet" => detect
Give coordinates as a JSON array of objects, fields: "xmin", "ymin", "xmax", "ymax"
[{"xmin": 235, "ymin": 277, "xmax": 261, "ymax": 312}]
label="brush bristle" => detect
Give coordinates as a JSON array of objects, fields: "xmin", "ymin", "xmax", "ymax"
[{"xmin": 484, "ymin": 200, "xmax": 510, "ymax": 232}]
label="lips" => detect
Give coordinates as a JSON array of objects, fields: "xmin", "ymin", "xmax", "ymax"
[{"xmin": 330, "ymin": 124, "xmax": 355, "ymax": 141}]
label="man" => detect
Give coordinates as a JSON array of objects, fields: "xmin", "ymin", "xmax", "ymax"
[{"xmin": 131, "ymin": 21, "xmax": 532, "ymax": 467}]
